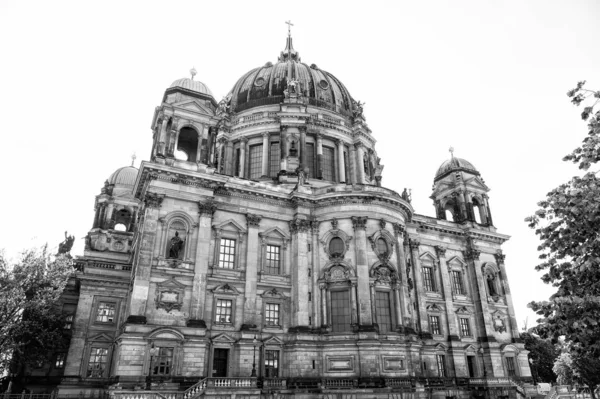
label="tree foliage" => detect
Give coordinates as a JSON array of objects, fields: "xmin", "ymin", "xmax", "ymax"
[
  {"xmin": 553, "ymin": 351, "xmax": 600, "ymax": 399},
  {"xmin": 521, "ymin": 332, "xmax": 558, "ymax": 383},
  {"xmin": 0, "ymin": 246, "xmax": 74, "ymax": 374},
  {"xmin": 526, "ymin": 81, "xmax": 600, "ymax": 394}
]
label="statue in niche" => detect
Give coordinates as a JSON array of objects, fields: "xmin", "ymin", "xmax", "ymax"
[
  {"xmin": 168, "ymin": 231, "xmax": 185, "ymax": 259},
  {"xmin": 486, "ymin": 273, "xmax": 498, "ymax": 296},
  {"xmin": 289, "ymin": 140, "xmax": 298, "ymax": 156}
]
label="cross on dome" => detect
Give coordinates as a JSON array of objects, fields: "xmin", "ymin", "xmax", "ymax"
[
  {"xmin": 131, "ymin": 152, "xmax": 137, "ymax": 167},
  {"xmin": 449, "ymin": 146, "xmax": 454, "ymax": 159},
  {"xmin": 285, "ymin": 20, "xmax": 294, "ymax": 37}
]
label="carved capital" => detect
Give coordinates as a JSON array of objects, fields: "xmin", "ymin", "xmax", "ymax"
[
  {"xmin": 241, "ymin": 136, "xmax": 249, "ymax": 143},
  {"xmin": 289, "ymin": 217, "xmax": 311, "ymax": 234},
  {"xmin": 246, "ymin": 213, "xmax": 262, "ymax": 228},
  {"xmin": 310, "ymin": 220, "xmax": 320, "ymax": 234},
  {"xmin": 198, "ymin": 199, "xmax": 217, "ymax": 217},
  {"xmin": 392, "ymin": 223, "xmax": 405, "ymax": 237},
  {"xmin": 351, "ymin": 216, "xmax": 367, "ymax": 230},
  {"xmin": 408, "ymin": 239, "xmax": 420, "ymax": 250},
  {"xmin": 494, "ymin": 251, "xmax": 506, "ymax": 264},
  {"xmin": 379, "ymin": 219, "xmax": 386, "ymax": 229},
  {"xmin": 464, "ymin": 249, "xmax": 481, "ymax": 261},
  {"xmin": 144, "ymin": 192, "xmax": 165, "ymax": 209},
  {"xmin": 261, "ymin": 131, "xmax": 270, "ymax": 138},
  {"xmin": 354, "ymin": 142, "xmax": 363, "ymax": 149},
  {"xmin": 435, "ymin": 246, "xmax": 447, "ymax": 258}
]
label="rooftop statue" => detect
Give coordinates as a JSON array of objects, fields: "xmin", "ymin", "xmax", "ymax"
[{"xmin": 57, "ymin": 231, "xmax": 75, "ymax": 256}]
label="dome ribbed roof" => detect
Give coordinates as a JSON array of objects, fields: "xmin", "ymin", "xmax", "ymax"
[
  {"xmin": 170, "ymin": 78, "xmax": 213, "ymax": 97},
  {"xmin": 435, "ymin": 157, "xmax": 479, "ymax": 181},
  {"xmin": 108, "ymin": 166, "xmax": 138, "ymax": 187},
  {"xmin": 228, "ymin": 36, "xmax": 354, "ymax": 116}
]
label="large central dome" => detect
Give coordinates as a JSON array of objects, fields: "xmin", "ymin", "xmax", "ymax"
[{"xmin": 229, "ymin": 35, "xmax": 354, "ymax": 116}]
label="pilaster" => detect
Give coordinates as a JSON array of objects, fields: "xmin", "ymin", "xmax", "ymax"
[
  {"xmin": 190, "ymin": 199, "xmax": 217, "ymax": 321},
  {"xmin": 409, "ymin": 238, "xmax": 428, "ymax": 333},
  {"xmin": 351, "ymin": 216, "xmax": 373, "ymax": 327},
  {"xmin": 289, "ymin": 216, "xmax": 311, "ymax": 326},
  {"xmin": 243, "ymin": 213, "xmax": 262, "ymax": 325}
]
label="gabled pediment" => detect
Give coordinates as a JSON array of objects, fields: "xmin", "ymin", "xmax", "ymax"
[
  {"xmin": 447, "ymin": 256, "xmax": 467, "ymax": 267},
  {"xmin": 259, "ymin": 227, "xmax": 290, "ymax": 240},
  {"xmin": 426, "ymin": 303, "xmax": 444, "ymax": 312},
  {"xmin": 212, "ymin": 283, "xmax": 241, "ymax": 295},
  {"xmin": 263, "ymin": 335, "xmax": 284, "ymax": 346},
  {"xmin": 419, "ymin": 251, "xmax": 437, "ymax": 263},
  {"xmin": 434, "ymin": 343, "xmax": 447, "ymax": 351},
  {"xmin": 455, "ymin": 306, "xmax": 471, "ymax": 314},
  {"xmin": 464, "ymin": 176, "xmax": 489, "ymax": 191},
  {"xmin": 173, "ymin": 99, "xmax": 214, "ymax": 115},
  {"xmin": 212, "ymin": 333, "xmax": 236, "ymax": 344},
  {"xmin": 213, "ymin": 219, "xmax": 247, "ymax": 234},
  {"xmin": 464, "ymin": 344, "xmax": 477, "ymax": 352},
  {"xmin": 157, "ymin": 277, "xmax": 186, "ymax": 290},
  {"xmin": 89, "ymin": 333, "xmax": 113, "ymax": 342}
]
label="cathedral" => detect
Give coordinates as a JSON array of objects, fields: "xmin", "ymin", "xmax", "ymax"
[{"xmin": 33, "ymin": 30, "xmax": 534, "ymax": 399}]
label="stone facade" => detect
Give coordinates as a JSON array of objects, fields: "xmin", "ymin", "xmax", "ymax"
[{"xmin": 27, "ymin": 34, "xmax": 532, "ymax": 399}]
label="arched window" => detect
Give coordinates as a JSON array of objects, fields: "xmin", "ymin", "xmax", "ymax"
[
  {"xmin": 329, "ymin": 237, "xmax": 344, "ymax": 256},
  {"xmin": 472, "ymin": 198, "xmax": 483, "ymax": 224},
  {"xmin": 113, "ymin": 208, "xmax": 132, "ymax": 231},
  {"xmin": 445, "ymin": 209, "xmax": 455, "ymax": 221},
  {"xmin": 176, "ymin": 127, "xmax": 199, "ymax": 162}
]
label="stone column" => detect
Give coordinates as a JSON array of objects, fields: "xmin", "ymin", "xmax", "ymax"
[
  {"xmin": 495, "ymin": 252, "xmax": 520, "ymax": 338},
  {"xmin": 316, "ymin": 133, "xmax": 323, "ymax": 179},
  {"xmin": 261, "ymin": 132, "xmax": 269, "ymax": 177},
  {"xmin": 196, "ymin": 130, "xmax": 203, "ymax": 163},
  {"xmin": 369, "ymin": 283, "xmax": 377, "ymax": 326},
  {"xmin": 349, "ymin": 144, "xmax": 357, "ymax": 184},
  {"xmin": 299, "ymin": 126, "xmax": 307, "ymax": 168},
  {"xmin": 355, "ymin": 143, "xmax": 365, "ymax": 184},
  {"xmin": 239, "ymin": 138, "xmax": 247, "ymax": 178},
  {"xmin": 350, "ymin": 281, "xmax": 359, "ymax": 326},
  {"xmin": 280, "ymin": 126, "xmax": 288, "ymax": 172},
  {"xmin": 409, "ymin": 239, "xmax": 429, "ymax": 333},
  {"xmin": 455, "ymin": 190, "xmax": 467, "ymax": 222},
  {"xmin": 158, "ymin": 117, "xmax": 168, "ymax": 156},
  {"xmin": 93, "ymin": 203, "xmax": 105, "ymax": 228},
  {"xmin": 191, "ymin": 199, "xmax": 217, "ymax": 321},
  {"xmin": 393, "ymin": 223, "xmax": 409, "ymax": 328},
  {"xmin": 392, "ymin": 283, "xmax": 402, "ymax": 330},
  {"xmin": 483, "ymin": 194, "xmax": 494, "ymax": 226},
  {"xmin": 352, "ymin": 216, "xmax": 373, "ymax": 327},
  {"xmin": 466, "ymin": 247, "xmax": 494, "ymax": 376},
  {"xmin": 224, "ymin": 139, "xmax": 234, "ymax": 176},
  {"xmin": 206, "ymin": 127, "xmax": 214, "ymax": 166},
  {"xmin": 104, "ymin": 203, "xmax": 114, "ymax": 229},
  {"xmin": 337, "ymin": 140, "xmax": 346, "ymax": 183},
  {"xmin": 243, "ymin": 214, "xmax": 261, "ymax": 325},
  {"xmin": 128, "ymin": 193, "xmax": 164, "ymax": 321},
  {"xmin": 289, "ymin": 217, "xmax": 310, "ymax": 326}
]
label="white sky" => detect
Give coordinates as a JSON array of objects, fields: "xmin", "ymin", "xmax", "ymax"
[{"xmin": 1, "ymin": 0, "xmax": 598, "ymax": 331}]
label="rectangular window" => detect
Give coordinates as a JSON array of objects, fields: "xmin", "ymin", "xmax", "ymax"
[
  {"xmin": 330, "ymin": 290, "xmax": 351, "ymax": 332},
  {"xmin": 467, "ymin": 355, "xmax": 476, "ymax": 377},
  {"xmin": 451, "ymin": 270, "xmax": 464, "ymax": 295},
  {"xmin": 265, "ymin": 350, "xmax": 279, "ymax": 378},
  {"xmin": 95, "ymin": 302, "xmax": 116, "ymax": 323},
  {"xmin": 234, "ymin": 148, "xmax": 240, "ymax": 176},
  {"xmin": 269, "ymin": 142, "xmax": 280, "ymax": 177},
  {"xmin": 322, "ymin": 146, "xmax": 335, "ymax": 181},
  {"xmin": 87, "ymin": 347, "xmax": 108, "ymax": 378},
  {"xmin": 265, "ymin": 303, "xmax": 280, "ymax": 326},
  {"xmin": 218, "ymin": 238, "xmax": 236, "ymax": 269},
  {"xmin": 506, "ymin": 357, "xmax": 516, "ymax": 376},
  {"xmin": 460, "ymin": 318, "xmax": 471, "ymax": 337},
  {"xmin": 153, "ymin": 347, "xmax": 174, "ymax": 376},
  {"xmin": 215, "ymin": 299, "xmax": 233, "ymax": 323},
  {"xmin": 265, "ymin": 245, "xmax": 280, "ymax": 274},
  {"xmin": 306, "ymin": 143, "xmax": 315, "ymax": 178},
  {"xmin": 423, "ymin": 267, "xmax": 435, "ymax": 291},
  {"xmin": 64, "ymin": 314, "xmax": 74, "ymax": 330},
  {"xmin": 55, "ymin": 353, "xmax": 66, "ymax": 369},
  {"xmin": 429, "ymin": 315, "xmax": 441, "ymax": 335},
  {"xmin": 375, "ymin": 291, "xmax": 392, "ymax": 333},
  {"xmin": 436, "ymin": 354, "xmax": 446, "ymax": 377},
  {"xmin": 249, "ymin": 144, "xmax": 263, "ymax": 179}
]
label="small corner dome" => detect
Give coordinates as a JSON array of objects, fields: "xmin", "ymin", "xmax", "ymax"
[
  {"xmin": 169, "ymin": 78, "xmax": 213, "ymax": 97},
  {"xmin": 434, "ymin": 157, "xmax": 479, "ymax": 182},
  {"xmin": 108, "ymin": 166, "xmax": 138, "ymax": 187}
]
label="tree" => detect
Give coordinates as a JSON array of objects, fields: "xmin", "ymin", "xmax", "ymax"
[
  {"xmin": 526, "ymin": 81, "xmax": 600, "ymax": 397},
  {"xmin": 521, "ymin": 332, "xmax": 558, "ymax": 383},
  {"xmin": 0, "ymin": 246, "xmax": 74, "ymax": 375},
  {"xmin": 553, "ymin": 352, "xmax": 576, "ymax": 385}
]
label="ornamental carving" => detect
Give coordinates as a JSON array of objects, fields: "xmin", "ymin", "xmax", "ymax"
[
  {"xmin": 331, "ymin": 218, "xmax": 338, "ymax": 230},
  {"xmin": 464, "ymin": 249, "xmax": 481, "ymax": 261},
  {"xmin": 155, "ymin": 277, "xmax": 185, "ymax": 313},
  {"xmin": 246, "ymin": 213, "xmax": 262, "ymax": 228},
  {"xmin": 494, "ymin": 251, "xmax": 506, "ymax": 264},
  {"xmin": 198, "ymin": 199, "xmax": 217, "ymax": 216},
  {"xmin": 289, "ymin": 217, "xmax": 311, "ymax": 234},
  {"xmin": 324, "ymin": 265, "xmax": 351, "ymax": 282},
  {"xmin": 392, "ymin": 223, "xmax": 405, "ymax": 237},
  {"xmin": 435, "ymin": 246, "xmax": 447, "ymax": 258},
  {"xmin": 145, "ymin": 193, "xmax": 165, "ymax": 209},
  {"xmin": 492, "ymin": 311, "xmax": 507, "ymax": 333},
  {"xmin": 408, "ymin": 239, "xmax": 420, "ymax": 250},
  {"xmin": 379, "ymin": 219, "xmax": 386, "ymax": 229},
  {"xmin": 371, "ymin": 265, "xmax": 398, "ymax": 285},
  {"xmin": 351, "ymin": 216, "xmax": 367, "ymax": 230}
]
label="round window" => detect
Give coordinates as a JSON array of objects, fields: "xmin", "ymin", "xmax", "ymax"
[
  {"xmin": 319, "ymin": 79, "xmax": 329, "ymax": 90},
  {"xmin": 329, "ymin": 237, "xmax": 344, "ymax": 256},
  {"xmin": 254, "ymin": 77, "xmax": 266, "ymax": 87}
]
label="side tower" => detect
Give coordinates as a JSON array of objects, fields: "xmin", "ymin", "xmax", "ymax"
[{"xmin": 431, "ymin": 152, "xmax": 493, "ymax": 226}]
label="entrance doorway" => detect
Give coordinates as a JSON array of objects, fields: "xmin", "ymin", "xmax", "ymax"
[{"xmin": 213, "ymin": 348, "xmax": 229, "ymax": 377}]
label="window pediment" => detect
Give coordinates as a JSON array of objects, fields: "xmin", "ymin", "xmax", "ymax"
[
  {"xmin": 260, "ymin": 288, "xmax": 286, "ymax": 299},
  {"xmin": 213, "ymin": 219, "xmax": 247, "ymax": 236},
  {"xmin": 263, "ymin": 335, "xmax": 284, "ymax": 346},
  {"xmin": 148, "ymin": 328, "xmax": 185, "ymax": 341},
  {"xmin": 212, "ymin": 283, "xmax": 241, "ymax": 295},
  {"xmin": 426, "ymin": 303, "xmax": 444, "ymax": 313},
  {"xmin": 370, "ymin": 262, "xmax": 398, "ymax": 285},
  {"xmin": 88, "ymin": 333, "xmax": 113, "ymax": 343},
  {"xmin": 259, "ymin": 227, "xmax": 290, "ymax": 241},
  {"xmin": 455, "ymin": 306, "xmax": 471, "ymax": 315},
  {"xmin": 212, "ymin": 333, "xmax": 236, "ymax": 344}
]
